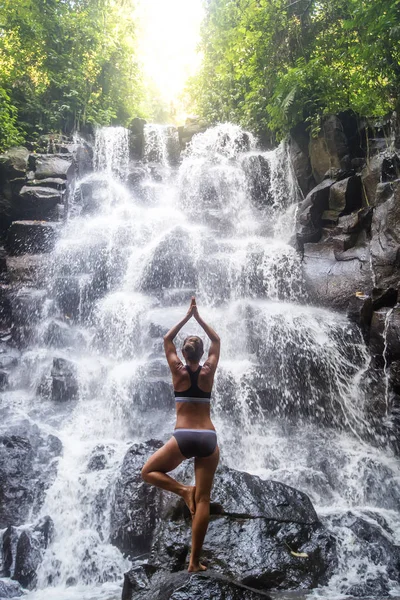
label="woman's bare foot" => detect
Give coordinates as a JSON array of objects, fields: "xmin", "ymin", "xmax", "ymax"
[
  {"xmin": 188, "ymin": 562, "xmax": 207, "ymax": 572},
  {"xmin": 180, "ymin": 485, "xmax": 196, "ymax": 517}
]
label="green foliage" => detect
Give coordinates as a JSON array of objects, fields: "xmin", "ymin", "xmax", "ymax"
[
  {"xmin": 0, "ymin": 0, "xmax": 144, "ymax": 148},
  {"xmin": 0, "ymin": 87, "xmax": 24, "ymax": 152},
  {"xmin": 190, "ymin": 0, "xmax": 400, "ymax": 138}
]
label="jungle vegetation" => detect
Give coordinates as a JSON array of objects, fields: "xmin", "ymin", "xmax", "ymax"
[
  {"xmin": 0, "ymin": 0, "xmax": 143, "ymax": 150},
  {"xmin": 189, "ymin": 0, "xmax": 400, "ymax": 138}
]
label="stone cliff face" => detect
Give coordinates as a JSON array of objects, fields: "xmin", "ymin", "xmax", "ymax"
[{"xmin": 290, "ymin": 113, "xmax": 400, "ymax": 447}]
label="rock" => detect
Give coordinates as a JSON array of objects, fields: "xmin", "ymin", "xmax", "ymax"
[
  {"xmin": 370, "ymin": 180, "xmax": 400, "ymax": 288},
  {"xmin": 0, "ymin": 344, "xmax": 19, "ymax": 370},
  {"xmin": 129, "ymin": 117, "xmax": 147, "ymax": 160},
  {"xmin": 0, "ymin": 286, "xmax": 12, "ymax": 327},
  {"xmin": 13, "ymin": 517, "xmax": 54, "ymax": 590},
  {"xmin": 371, "ymin": 287, "xmax": 398, "ymax": 310},
  {"xmin": 389, "ymin": 360, "xmax": 400, "ymax": 395},
  {"xmin": 140, "ymin": 228, "xmax": 197, "ymax": 293},
  {"xmin": 332, "ymin": 207, "xmax": 372, "ymax": 236},
  {"xmin": 382, "ymin": 153, "xmax": 400, "ymax": 181},
  {"xmin": 26, "ymin": 177, "xmax": 66, "ymax": 190},
  {"xmin": 112, "ymin": 440, "xmax": 336, "ymax": 591},
  {"xmin": 42, "ymin": 319, "xmax": 85, "ymax": 349},
  {"xmin": 178, "ymin": 117, "xmax": 208, "ymax": 148},
  {"xmin": 75, "ymin": 143, "xmax": 93, "ymax": 178},
  {"xmin": 151, "ymin": 467, "xmax": 335, "ymax": 589},
  {"xmin": 0, "ymin": 578, "xmax": 23, "ymax": 598},
  {"xmin": 0, "ymin": 424, "xmax": 61, "ymax": 528},
  {"xmin": 126, "ymin": 166, "xmax": 148, "ymax": 198},
  {"xmin": 32, "ymin": 155, "xmax": 74, "ymax": 181},
  {"xmin": 126, "ymin": 570, "xmax": 273, "ymax": 600},
  {"xmin": 0, "ymin": 147, "xmax": 29, "ymax": 179},
  {"xmin": 328, "ymin": 511, "xmax": 400, "ymax": 597},
  {"xmin": 1, "ymin": 526, "xmax": 18, "ymax": 577},
  {"xmin": 110, "ymin": 440, "xmax": 165, "ymax": 557},
  {"xmin": 5, "ymin": 255, "xmax": 47, "ymax": 286},
  {"xmin": 309, "ymin": 116, "xmax": 350, "ymax": 183},
  {"xmin": 361, "ymin": 154, "xmax": 388, "ymax": 205},
  {"xmin": 302, "ymin": 234, "xmax": 372, "ymax": 310},
  {"xmin": 322, "ymin": 176, "xmax": 362, "ymax": 224},
  {"xmin": 242, "ymin": 155, "xmax": 273, "ymax": 207},
  {"xmin": 347, "ymin": 294, "xmax": 373, "ymax": 339},
  {"xmin": 13, "ymin": 516, "xmax": 54, "ymax": 589},
  {"xmin": 10, "ymin": 288, "xmax": 48, "ymax": 326},
  {"xmin": 289, "ymin": 124, "xmax": 315, "ymax": 197},
  {"xmin": 51, "ymin": 357, "xmax": 79, "ymax": 402},
  {"xmin": 376, "ymin": 181, "xmax": 394, "ymax": 206},
  {"xmin": 369, "ymin": 308, "xmax": 391, "ymax": 358},
  {"xmin": 0, "ymin": 370, "xmax": 8, "ymax": 390},
  {"xmin": 131, "ymin": 378, "xmax": 174, "ymax": 412},
  {"xmin": 6, "ymin": 221, "xmax": 59, "ymax": 255},
  {"xmin": 296, "ymin": 179, "xmax": 335, "ymax": 248},
  {"xmin": 16, "ymin": 186, "xmax": 63, "ymax": 220}
]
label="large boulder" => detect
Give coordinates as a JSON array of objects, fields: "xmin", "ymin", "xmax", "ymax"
[
  {"xmin": 5, "ymin": 255, "xmax": 48, "ymax": 286},
  {"xmin": 0, "ymin": 578, "xmax": 23, "ymax": 598},
  {"xmin": 151, "ymin": 468, "xmax": 336, "ymax": 590},
  {"xmin": 289, "ymin": 123, "xmax": 315, "ymax": 197},
  {"xmin": 12, "ymin": 516, "xmax": 54, "ymax": 589},
  {"xmin": 51, "ymin": 357, "xmax": 79, "ymax": 402},
  {"xmin": 139, "ymin": 228, "xmax": 197, "ymax": 293},
  {"xmin": 178, "ymin": 117, "xmax": 208, "ymax": 149},
  {"xmin": 370, "ymin": 179, "xmax": 400, "ymax": 288},
  {"xmin": 242, "ymin": 155, "xmax": 273, "ymax": 207},
  {"xmin": 129, "ymin": 117, "xmax": 147, "ymax": 160},
  {"xmin": 322, "ymin": 175, "xmax": 362, "ymax": 224},
  {"xmin": 309, "ymin": 116, "xmax": 350, "ymax": 183},
  {"xmin": 31, "ymin": 155, "xmax": 74, "ymax": 181},
  {"xmin": 16, "ymin": 186, "xmax": 63, "ymax": 220},
  {"xmin": 0, "ymin": 423, "xmax": 62, "ymax": 528},
  {"xmin": 6, "ymin": 221, "xmax": 59, "ymax": 255},
  {"xmin": 112, "ymin": 441, "xmax": 336, "ymax": 592},
  {"xmin": 302, "ymin": 233, "xmax": 373, "ymax": 310},
  {"xmin": 296, "ymin": 179, "xmax": 335, "ymax": 248},
  {"xmin": 124, "ymin": 570, "xmax": 273, "ymax": 600},
  {"xmin": 369, "ymin": 306, "xmax": 400, "ymax": 362},
  {"xmin": 361, "ymin": 152, "xmax": 400, "ymax": 205},
  {"xmin": 110, "ymin": 440, "xmax": 165, "ymax": 557},
  {"xmin": 10, "ymin": 287, "xmax": 48, "ymax": 326},
  {"xmin": 0, "ymin": 147, "xmax": 29, "ymax": 179},
  {"xmin": 326, "ymin": 511, "xmax": 400, "ymax": 597}
]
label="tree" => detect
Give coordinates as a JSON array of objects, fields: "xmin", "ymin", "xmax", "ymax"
[{"xmin": 189, "ymin": 0, "xmax": 400, "ymax": 139}]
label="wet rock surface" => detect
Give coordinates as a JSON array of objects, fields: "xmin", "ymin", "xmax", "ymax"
[
  {"xmin": 116, "ymin": 440, "xmax": 336, "ymax": 593},
  {"xmin": 0, "ymin": 578, "xmax": 24, "ymax": 598},
  {"xmin": 124, "ymin": 570, "xmax": 273, "ymax": 600},
  {"xmin": 0, "ymin": 421, "xmax": 62, "ymax": 528}
]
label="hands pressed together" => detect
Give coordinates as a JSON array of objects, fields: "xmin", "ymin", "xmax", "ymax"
[{"xmin": 187, "ymin": 296, "xmax": 200, "ymax": 320}]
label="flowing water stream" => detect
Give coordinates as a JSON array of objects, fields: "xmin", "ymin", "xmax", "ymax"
[{"xmin": 2, "ymin": 124, "xmax": 400, "ymax": 599}]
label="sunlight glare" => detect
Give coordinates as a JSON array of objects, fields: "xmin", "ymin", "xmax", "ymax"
[{"xmin": 137, "ymin": 0, "xmax": 204, "ymax": 123}]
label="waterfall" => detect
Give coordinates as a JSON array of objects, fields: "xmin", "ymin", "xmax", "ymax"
[
  {"xmin": 3, "ymin": 123, "xmax": 400, "ymax": 599},
  {"xmin": 93, "ymin": 127, "xmax": 129, "ymax": 180}
]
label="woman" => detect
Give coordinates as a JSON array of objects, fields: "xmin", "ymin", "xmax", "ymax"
[{"xmin": 141, "ymin": 296, "xmax": 220, "ymax": 573}]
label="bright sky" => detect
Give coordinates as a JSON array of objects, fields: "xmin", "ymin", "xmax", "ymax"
[{"xmin": 136, "ymin": 0, "xmax": 204, "ymax": 120}]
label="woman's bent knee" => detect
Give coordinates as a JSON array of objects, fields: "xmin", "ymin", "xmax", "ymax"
[{"xmin": 141, "ymin": 466, "xmax": 151, "ymax": 482}]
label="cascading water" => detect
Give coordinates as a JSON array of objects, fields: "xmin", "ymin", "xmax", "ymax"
[{"xmin": 2, "ymin": 123, "xmax": 400, "ymax": 599}]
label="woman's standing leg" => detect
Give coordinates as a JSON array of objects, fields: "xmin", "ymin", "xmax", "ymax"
[
  {"xmin": 141, "ymin": 437, "xmax": 196, "ymax": 516},
  {"xmin": 189, "ymin": 446, "xmax": 220, "ymax": 572}
]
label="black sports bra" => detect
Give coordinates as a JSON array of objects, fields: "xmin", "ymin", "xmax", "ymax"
[{"xmin": 174, "ymin": 365, "xmax": 211, "ymax": 404}]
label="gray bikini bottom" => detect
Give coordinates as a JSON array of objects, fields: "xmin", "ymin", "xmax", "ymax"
[{"xmin": 173, "ymin": 429, "xmax": 217, "ymax": 459}]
